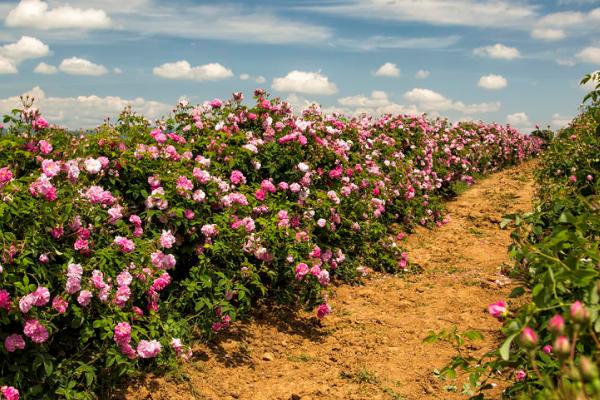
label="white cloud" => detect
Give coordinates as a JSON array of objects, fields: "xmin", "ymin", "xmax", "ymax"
[
  {"xmin": 0, "ymin": 58, "xmax": 17, "ymax": 74},
  {"xmin": 59, "ymin": 57, "xmax": 108, "ymax": 76},
  {"xmin": 0, "ymin": 36, "xmax": 50, "ymax": 74},
  {"xmin": 0, "ymin": 86, "xmax": 172, "ymax": 129},
  {"xmin": 113, "ymin": 67, "xmax": 123, "ymax": 74},
  {"xmin": 415, "ymin": 70, "xmax": 430, "ymax": 79},
  {"xmin": 403, "ymin": 88, "xmax": 500, "ymax": 114},
  {"xmin": 558, "ymin": 0, "xmax": 600, "ymax": 4},
  {"xmin": 284, "ymin": 94, "xmax": 317, "ymax": 113},
  {"xmin": 374, "ymin": 62, "xmax": 400, "ymax": 77},
  {"xmin": 308, "ymin": 0, "xmax": 537, "ymax": 29},
  {"xmin": 121, "ymin": 4, "xmax": 331, "ymax": 45},
  {"xmin": 473, "ymin": 43, "xmax": 521, "ymax": 60},
  {"xmin": 5, "ymin": 0, "xmax": 111, "ymax": 30},
  {"xmin": 272, "ymin": 71, "xmax": 338, "ymax": 95},
  {"xmin": 576, "ymin": 47, "xmax": 600, "ymax": 64},
  {"xmin": 532, "ymin": 8, "xmax": 600, "ymax": 39},
  {"xmin": 239, "ymin": 73, "xmax": 265, "ymax": 84},
  {"xmin": 536, "ymin": 10, "xmax": 586, "ymax": 28},
  {"xmin": 338, "ymin": 90, "xmax": 392, "ymax": 107},
  {"xmin": 153, "ymin": 60, "xmax": 233, "ymax": 81},
  {"xmin": 337, "ymin": 35, "xmax": 461, "ymax": 50},
  {"xmin": 308, "ymin": 90, "xmax": 419, "ymax": 116},
  {"xmin": 33, "ymin": 62, "xmax": 57, "ymax": 74},
  {"xmin": 530, "ymin": 28, "xmax": 566, "ymax": 41},
  {"xmin": 0, "ymin": 36, "xmax": 49, "ymax": 61},
  {"xmin": 550, "ymin": 113, "xmax": 572, "ymax": 129},
  {"xmin": 556, "ymin": 58, "xmax": 576, "ymax": 67},
  {"xmin": 478, "ymin": 74, "xmax": 508, "ymax": 90},
  {"xmin": 507, "ymin": 112, "xmax": 532, "ymax": 131}
]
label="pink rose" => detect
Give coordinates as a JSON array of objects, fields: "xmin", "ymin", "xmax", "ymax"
[
  {"xmin": 0, "ymin": 386, "xmax": 20, "ymax": 400},
  {"xmin": 0, "ymin": 289, "xmax": 11, "ymax": 311},
  {"xmin": 4, "ymin": 334, "xmax": 26, "ymax": 352},
  {"xmin": 316, "ymin": 303, "xmax": 332, "ymax": 319},
  {"xmin": 136, "ymin": 339, "xmax": 162, "ymax": 358},
  {"xmin": 488, "ymin": 300, "xmax": 507, "ymax": 320},
  {"xmin": 547, "ymin": 314, "xmax": 564, "ymax": 334},
  {"xmin": 23, "ymin": 319, "xmax": 49, "ymax": 343},
  {"xmin": 159, "ymin": 230, "xmax": 176, "ymax": 249},
  {"xmin": 77, "ymin": 290, "xmax": 93, "ymax": 307},
  {"xmin": 52, "ymin": 296, "xmax": 68, "ymax": 314}
]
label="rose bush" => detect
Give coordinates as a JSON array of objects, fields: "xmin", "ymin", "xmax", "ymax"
[
  {"xmin": 436, "ymin": 73, "xmax": 599, "ymax": 399},
  {"xmin": 0, "ymin": 91, "xmax": 541, "ymax": 399}
]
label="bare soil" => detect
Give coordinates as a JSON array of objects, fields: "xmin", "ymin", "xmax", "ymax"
[{"xmin": 124, "ymin": 160, "xmax": 537, "ymax": 400}]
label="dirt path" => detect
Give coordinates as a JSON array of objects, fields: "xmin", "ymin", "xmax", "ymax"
[{"xmin": 125, "ymin": 160, "xmax": 537, "ymax": 400}]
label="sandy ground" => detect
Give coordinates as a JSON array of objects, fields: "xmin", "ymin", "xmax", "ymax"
[{"xmin": 123, "ymin": 160, "xmax": 536, "ymax": 400}]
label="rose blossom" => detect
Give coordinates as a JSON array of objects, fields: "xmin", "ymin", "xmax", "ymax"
[
  {"xmin": 160, "ymin": 230, "xmax": 176, "ymax": 249},
  {"xmin": 488, "ymin": 300, "xmax": 507, "ymax": 320},
  {"xmin": 0, "ymin": 386, "xmax": 19, "ymax": 400},
  {"xmin": 23, "ymin": 319, "xmax": 49, "ymax": 343},
  {"xmin": 52, "ymin": 296, "xmax": 68, "ymax": 314},
  {"xmin": 85, "ymin": 158, "xmax": 102, "ymax": 174},
  {"xmin": 136, "ymin": 339, "xmax": 162, "ymax": 358},
  {"xmin": 77, "ymin": 290, "xmax": 93, "ymax": 307},
  {"xmin": 4, "ymin": 334, "xmax": 25, "ymax": 352}
]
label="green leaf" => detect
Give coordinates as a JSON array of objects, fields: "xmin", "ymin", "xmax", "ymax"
[
  {"xmin": 499, "ymin": 331, "xmax": 520, "ymax": 361},
  {"xmin": 509, "ymin": 287, "xmax": 526, "ymax": 298},
  {"xmin": 43, "ymin": 358, "xmax": 53, "ymax": 375},
  {"xmin": 463, "ymin": 330, "xmax": 484, "ymax": 341}
]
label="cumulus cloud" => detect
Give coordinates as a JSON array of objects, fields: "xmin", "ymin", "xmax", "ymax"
[
  {"xmin": 403, "ymin": 88, "xmax": 501, "ymax": 114},
  {"xmin": 272, "ymin": 71, "xmax": 338, "ymax": 95},
  {"xmin": 0, "ymin": 36, "xmax": 50, "ymax": 61},
  {"xmin": 373, "ymin": 62, "xmax": 400, "ymax": 77},
  {"xmin": 338, "ymin": 91, "xmax": 392, "ymax": 107},
  {"xmin": 415, "ymin": 70, "xmax": 430, "ymax": 79},
  {"xmin": 473, "ymin": 43, "xmax": 521, "ymax": 60},
  {"xmin": 59, "ymin": 57, "xmax": 108, "ymax": 76},
  {"xmin": 506, "ymin": 112, "xmax": 532, "ymax": 131},
  {"xmin": 239, "ymin": 73, "xmax": 266, "ymax": 84},
  {"xmin": 0, "ymin": 36, "xmax": 50, "ymax": 74},
  {"xmin": 532, "ymin": 8, "xmax": 600, "ymax": 40},
  {"xmin": 0, "ymin": 86, "xmax": 172, "ymax": 129},
  {"xmin": 285, "ymin": 91, "xmax": 417, "ymax": 116},
  {"xmin": 113, "ymin": 67, "xmax": 123, "ymax": 74},
  {"xmin": 478, "ymin": 74, "xmax": 508, "ymax": 90},
  {"xmin": 5, "ymin": 0, "xmax": 112, "ymax": 30},
  {"xmin": 33, "ymin": 62, "xmax": 57, "ymax": 74},
  {"xmin": 550, "ymin": 113, "xmax": 572, "ymax": 129},
  {"xmin": 0, "ymin": 58, "xmax": 17, "ymax": 74},
  {"xmin": 530, "ymin": 28, "xmax": 566, "ymax": 41},
  {"xmin": 153, "ymin": 60, "xmax": 233, "ymax": 81},
  {"xmin": 576, "ymin": 47, "xmax": 600, "ymax": 64},
  {"xmin": 336, "ymin": 91, "xmax": 418, "ymax": 115}
]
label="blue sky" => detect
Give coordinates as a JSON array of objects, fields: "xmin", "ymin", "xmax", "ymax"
[{"xmin": 0, "ymin": 0, "xmax": 599, "ymax": 130}]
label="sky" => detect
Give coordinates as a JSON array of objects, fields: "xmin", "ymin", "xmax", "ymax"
[{"xmin": 0, "ymin": 0, "xmax": 599, "ymax": 131}]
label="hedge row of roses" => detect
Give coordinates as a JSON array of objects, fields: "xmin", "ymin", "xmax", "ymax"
[
  {"xmin": 0, "ymin": 90, "xmax": 542, "ymax": 399},
  {"xmin": 440, "ymin": 73, "xmax": 599, "ymax": 399}
]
